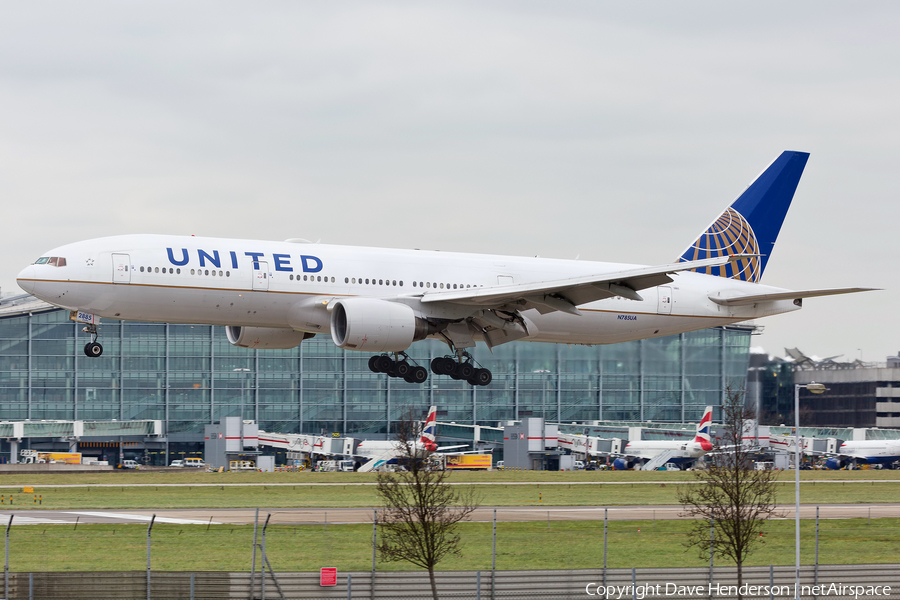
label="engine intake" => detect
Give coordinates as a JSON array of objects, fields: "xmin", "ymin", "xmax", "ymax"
[
  {"xmin": 330, "ymin": 298, "xmax": 439, "ymax": 352},
  {"xmin": 225, "ymin": 326, "xmax": 314, "ymax": 350}
]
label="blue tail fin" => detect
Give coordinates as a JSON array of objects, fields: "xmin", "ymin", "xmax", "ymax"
[{"xmin": 677, "ymin": 151, "xmax": 810, "ymax": 282}]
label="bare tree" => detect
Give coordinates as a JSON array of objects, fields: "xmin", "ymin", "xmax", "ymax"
[
  {"xmin": 375, "ymin": 409, "xmax": 479, "ymax": 600},
  {"xmin": 678, "ymin": 387, "xmax": 780, "ymax": 598}
]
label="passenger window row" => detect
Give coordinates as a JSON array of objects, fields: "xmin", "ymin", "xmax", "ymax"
[
  {"xmin": 412, "ymin": 281, "xmax": 480, "ymax": 290},
  {"xmin": 136, "ymin": 266, "xmax": 232, "ymax": 278},
  {"xmin": 343, "ymin": 277, "xmax": 403, "ymax": 287},
  {"xmin": 130, "ymin": 267, "xmax": 482, "ymax": 291}
]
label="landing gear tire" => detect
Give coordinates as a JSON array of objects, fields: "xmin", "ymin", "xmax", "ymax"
[
  {"xmin": 404, "ymin": 365, "xmax": 429, "ymax": 384},
  {"xmin": 389, "ymin": 360, "xmax": 411, "ymax": 379},
  {"xmin": 468, "ymin": 368, "xmax": 492, "ymax": 386},
  {"xmin": 368, "ymin": 355, "xmax": 381, "ymax": 373},
  {"xmin": 84, "ymin": 342, "xmax": 103, "ymax": 357},
  {"xmin": 431, "ymin": 357, "xmax": 453, "ymax": 375},
  {"xmin": 374, "ymin": 355, "xmax": 393, "ymax": 373},
  {"xmin": 456, "ymin": 362, "xmax": 475, "ymax": 381}
]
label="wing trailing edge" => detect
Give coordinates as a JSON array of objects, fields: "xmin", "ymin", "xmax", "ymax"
[{"xmin": 420, "ymin": 253, "xmax": 755, "ymax": 311}]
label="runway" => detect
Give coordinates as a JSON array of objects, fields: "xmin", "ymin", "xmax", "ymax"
[{"xmin": 2, "ymin": 503, "xmax": 898, "ymax": 525}]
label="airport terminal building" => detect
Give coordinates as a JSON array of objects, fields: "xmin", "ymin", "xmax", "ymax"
[{"xmin": 0, "ymin": 293, "xmax": 753, "ymax": 464}]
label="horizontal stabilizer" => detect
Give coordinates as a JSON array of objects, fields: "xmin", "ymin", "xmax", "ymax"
[{"xmin": 709, "ymin": 287, "xmax": 878, "ymax": 307}]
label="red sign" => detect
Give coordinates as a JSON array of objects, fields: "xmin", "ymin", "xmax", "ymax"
[
  {"xmin": 320, "ymin": 567, "xmax": 337, "ymax": 586},
  {"xmin": 519, "ymin": 433, "xmax": 525, "ymax": 440}
]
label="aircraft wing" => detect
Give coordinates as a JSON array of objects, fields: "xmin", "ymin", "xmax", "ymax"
[
  {"xmin": 709, "ymin": 287, "xmax": 878, "ymax": 307},
  {"xmin": 420, "ymin": 254, "xmax": 752, "ymax": 315},
  {"xmin": 435, "ymin": 445, "xmax": 469, "ymax": 453}
]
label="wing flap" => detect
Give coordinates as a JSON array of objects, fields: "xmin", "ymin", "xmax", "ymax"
[{"xmin": 709, "ymin": 287, "xmax": 878, "ymax": 307}]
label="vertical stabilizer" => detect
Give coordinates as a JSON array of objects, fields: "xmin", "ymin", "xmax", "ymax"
[
  {"xmin": 678, "ymin": 151, "xmax": 810, "ymax": 282},
  {"xmin": 694, "ymin": 406, "xmax": 713, "ymax": 451},
  {"xmin": 420, "ymin": 405, "xmax": 438, "ymax": 451}
]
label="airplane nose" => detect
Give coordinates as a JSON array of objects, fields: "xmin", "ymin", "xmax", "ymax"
[{"xmin": 17, "ymin": 265, "xmax": 36, "ymax": 294}]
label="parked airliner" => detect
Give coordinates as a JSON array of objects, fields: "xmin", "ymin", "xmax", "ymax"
[
  {"xmin": 353, "ymin": 406, "xmax": 468, "ymax": 471},
  {"xmin": 17, "ymin": 151, "xmax": 873, "ymax": 386},
  {"xmin": 823, "ymin": 441, "xmax": 900, "ymax": 470},
  {"xmin": 613, "ymin": 406, "xmax": 714, "ymax": 470}
]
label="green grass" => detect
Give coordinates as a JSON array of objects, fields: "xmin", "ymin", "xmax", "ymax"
[
  {"xmin": 0, "ymin": 468, "xmax": 898, "ymax": 488},
  {"xmin": 7, "ymin": 518, "xmax": 900, "ymax": 572},
  {"xmin": 1, "ymin": 470, "xmax": 896, "ymax": 572},
  {"xmin": 1, "ymin": 479, "xmax": 897, "ymax": 510}
]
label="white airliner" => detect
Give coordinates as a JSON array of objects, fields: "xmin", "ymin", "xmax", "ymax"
[
  {"xmin": 17, "ymin": 151, "xmax": 873, "ymax": 386},
  {"xmin": 613, "ymin": 406, "xmax": 714, "ymax": 470},
  {"xmin": 823, "ymin": 441, "xmax": 900, "ymax": 470},
  {"xmin": 258, "ymin": 406, "xmax": 468, "ymax": 471},
  {"xmin": 770, "ymin": 435, "xmax": 900, "ymax": 469},
  {"xmin": 353, "ymin": 406, "xmax": 467, "ymax": 471}
]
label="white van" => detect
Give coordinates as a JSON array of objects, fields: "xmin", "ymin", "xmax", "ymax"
[
  {"xmin": 122, "ymin": 459, "xmax": 138, "ymax": 469},
  {"xmin": 184, "ymin": 458, "xmax": 206, "ymax": 468}
]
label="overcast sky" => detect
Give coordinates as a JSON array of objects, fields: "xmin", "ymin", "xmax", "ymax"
[{"xmin": 1, "ymin": 1, "xmax": 896, "ymax": 362}]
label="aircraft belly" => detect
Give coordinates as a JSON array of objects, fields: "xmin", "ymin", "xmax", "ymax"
[
  {"xmin": 524, "ymin": 310, "xmax": 736, "ymax": 345},
  {"xmin": 58, "ymin": 282, "xmax": 295, "ymax": 328}
]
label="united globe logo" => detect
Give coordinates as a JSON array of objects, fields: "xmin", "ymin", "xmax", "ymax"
[{"xmin": 680, "ymin": 207, "xmax": 761, "ymax": 282}]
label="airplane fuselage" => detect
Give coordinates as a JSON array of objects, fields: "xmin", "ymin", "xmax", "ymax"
[
  {"xmin": 16, "ymin": 233, "xmax": 800, "ymax": 346},
  {"xmin": 838, "ymin": 441, "xmax": 900, "ymax": 464},
  {"xmin": 623, "ymin": 440, "xmax": 709, "ymax": 461}
]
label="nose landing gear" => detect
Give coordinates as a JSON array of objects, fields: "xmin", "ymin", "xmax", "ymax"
[{"xmin": 82, "ymin": 324, "xmax": 103, "ymax": 357}]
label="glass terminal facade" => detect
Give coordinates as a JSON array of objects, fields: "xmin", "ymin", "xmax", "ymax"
[{"xmin": 0, "ymin": 303, "xmax": 753, "ymax": 447}]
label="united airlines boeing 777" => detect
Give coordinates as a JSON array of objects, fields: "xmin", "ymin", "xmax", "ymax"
[{"xmin": 17, "ymin": 152, "xmax": 873, "ymax": 386}]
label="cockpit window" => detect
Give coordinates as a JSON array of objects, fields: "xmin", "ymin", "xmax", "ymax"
[{"xmin": 34, "ymin": 257, "xmax": 67, "ymax": 267}]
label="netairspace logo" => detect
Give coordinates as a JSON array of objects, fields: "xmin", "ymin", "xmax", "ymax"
[{"xmin": 584, "ymin": 583, "xmax": 892, "ymax": 599}]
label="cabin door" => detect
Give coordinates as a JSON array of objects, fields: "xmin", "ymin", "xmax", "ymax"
[{"xmin": 112, "ymin": 254, "xmax": 131, "ymax": 284}]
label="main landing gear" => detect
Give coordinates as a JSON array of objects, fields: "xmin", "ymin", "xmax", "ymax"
[
  {"xmin": 82, "ymin": 323, "xmax": 103, "ymax": 357},
  {"xmin": 367, "ymin": 350, "xmax": 494, "ymax": 387},
  {"xmin": 430, "ymin": 352, "xmax": 492, "ymax": 387},
  {"xmin": 368, "ymin": 353, "xmax": 429, "ymax": 384}
]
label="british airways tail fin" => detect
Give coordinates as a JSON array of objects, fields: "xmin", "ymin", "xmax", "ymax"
[
  {"xmin": 420, "ymin": 405, "xmax": 438, "ymax": 452},
  {"xmin": 694, "ymin": 405, "xmax": 713, "ymax": 451},
  {"xmin": 678, "ymin": 151, "xmax": 810, "ymax": 282}
]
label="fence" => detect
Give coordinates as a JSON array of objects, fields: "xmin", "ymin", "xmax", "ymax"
[
  {"xmin": 2, "ymin": 565, "xmax": 899, "ymax": 599},
  {"xmin": 2, "ymin": 509, "xmax": 899, "ymax": 599}
]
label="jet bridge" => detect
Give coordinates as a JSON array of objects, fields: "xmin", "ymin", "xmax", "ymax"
[{"xmin": 1, "ymin": 419, "xmax": 163, "ymax": 464}]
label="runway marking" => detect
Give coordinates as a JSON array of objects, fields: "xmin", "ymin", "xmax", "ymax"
[
  {"xmin": 0, "ymin": 513, "xmax": 74, "ymax": 525},
  {"xmin": 67, "ymin": 511, "xmax": 220, "ymax": 525}
]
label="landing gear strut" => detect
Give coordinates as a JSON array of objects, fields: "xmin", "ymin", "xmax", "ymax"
[
  {"xmin": 430, "ymin": 350, "xmax": 492, "ymax": 386},
  {"xmin": 82, "ymin": 323, "xmax": 103, "ymax": 357},
  {"xmin": 367, "ymin": 352, "xmax": 429, "ymax": 384}
]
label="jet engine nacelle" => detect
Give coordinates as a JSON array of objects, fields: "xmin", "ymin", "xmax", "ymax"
[
  {"xmin": 824, "ymin": 457, "xmax": 843, "ymax": 470},
  {"xmin": 613, "ymin": 458, "xmax": 632, "ymax": 471},
  {"xmin": 225, "ymin": 326, "xmax": 314, "ymax": 350},
  {"xmin": 330, "ymin": 298, "xmax": 439, "ymax": 352}
]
